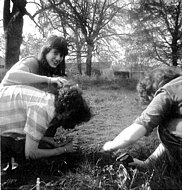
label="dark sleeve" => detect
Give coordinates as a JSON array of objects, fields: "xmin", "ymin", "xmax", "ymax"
[{"xmin": 134, "ymin": 90, "xmax": 172, "ymax": 136}]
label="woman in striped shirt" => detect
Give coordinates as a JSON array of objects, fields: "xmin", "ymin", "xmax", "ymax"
[{"xmin": 0, "ymin": 85, "xmax": 92, "ymax": 170}]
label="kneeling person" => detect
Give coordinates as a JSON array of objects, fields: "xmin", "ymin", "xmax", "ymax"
[{"xmin": 0, "ymin": 85, "xmax": 92, "ymax": 168}]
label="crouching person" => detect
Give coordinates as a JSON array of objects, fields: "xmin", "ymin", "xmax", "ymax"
[
  {"xmin": 0, "ymin": 85, "xmax": 92, "ymax": 170},
  {"xmin": 102, "ymin": 67, "xmax": 182, "ymax": 173}
]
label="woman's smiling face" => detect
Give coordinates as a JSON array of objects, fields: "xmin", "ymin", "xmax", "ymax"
[{"xmin": 46, "ymin": 49, "xmax": 64, "ymax": 68}]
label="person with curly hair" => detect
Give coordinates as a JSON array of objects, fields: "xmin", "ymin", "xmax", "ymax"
[
  {"xmin": 0, "ymin": 84, "xmax": 92, "ymax": 170},
  {"xmin": 0, "ymin": 35, "xmax": 70, "ymax": 90},
  {"xmin": 137, "ymin": 66, "xmax": 181, "ymax": 104},
  {"xmin": 103, "ymin": 66, "xmax": 182, "ymax": 170}
]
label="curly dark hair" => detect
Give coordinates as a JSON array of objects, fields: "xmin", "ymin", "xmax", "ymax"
[
  {"xmin": 44, "ymin": 87, "xmax": 92, "ymax": 137},
  {"xmin": 37, "ymin": 35, "xmax": 68, "ymax": 77},
  {"xmin": 137, "ymin": 66, "xmax": 182, "ymax": 104}
]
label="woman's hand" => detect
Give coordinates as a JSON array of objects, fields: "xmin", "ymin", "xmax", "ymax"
[
  {"xmin": 64, "ymin": 139, "xmax": 79, "ymax": 153},
  {"xmin": 49, "ymin": 77, "xmax": 71, "ymax": 88},
  {"xmin": 128, "ymin": 158, "xmax": 148, "ymax": 169},
  {"xmin": 102, "ymin": 141, "xmax": 114, "ymax": 152}
]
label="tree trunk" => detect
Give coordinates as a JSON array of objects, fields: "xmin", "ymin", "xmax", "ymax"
[
  {"xmin": 85, "ymin": 42, "xmax": 94, "ymax": 76},
  {"xmin": 171, "ymin": 32, "xmax": 179, "ymax": 66},
  {"xmin": 3, "ymin": 0, "xmax": 26, "ymax": 70},
  {"xmin": 172, "ymin": 53, "xmax": 178, "ymax": 66},
  {"xmin": 77, "ymin": 52, "xmax": 82, "ymax": 75},
  {"xmin": 76, "ymin": 43, "xmax": 82, "ymax": 75}
]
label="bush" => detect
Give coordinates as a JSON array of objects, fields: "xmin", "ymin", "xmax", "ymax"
[{"xmin": 71, "ymin": 75, "xmax": 138, "ymax": 91}]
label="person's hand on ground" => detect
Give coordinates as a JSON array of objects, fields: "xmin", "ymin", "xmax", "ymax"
[
  {"xmin": 64, "ymin": 138, "xmax": 79, "ymax": 153},
  {"xmin": 102, "ymin": 141, "xmax": 114, "ymax": 152},
  {"xmin": 129, "ymin": 158, "xmax": 148, "ymax": 169}
]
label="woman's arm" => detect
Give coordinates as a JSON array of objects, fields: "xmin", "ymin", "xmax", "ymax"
[
  {"xmin": 1, "ymin": 57, "xmax": 70, "ymax": 88},
  {"xmin": 2, "ymin": 57, "xmax": 50, "ymax": 85},
  {"xmin": 5, "ymin": 70, "xmax": 50, "ymax": 85},
  {"xmin": 25, "ymin": 135, "xmax": 78, "ymax": 159},
  {"xmin": 103, "ymin": 123, "xmax": 147, "ymax": 151},
  {"xmin": 39, "ymin": 136, "xmax": 71, "ymax": 149},
  {"xmin": 103, "ymin": 91, "xmax": 172, "ymax": 152}
]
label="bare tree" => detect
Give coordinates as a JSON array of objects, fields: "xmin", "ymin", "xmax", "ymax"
[
  {"xmin": 129, "ymin": 0, "xmax": 182, "ymax": 66},
  {"xmin": 36, "ymin": 0, "xmax": 85, "ymax": 74},
  {"xmin": 64, "ymin": 0, "xmax": 124, "ymax": 76},
  {"xmin": 34, "ymin": 0, "xmax": 124, "ymax": 76}
]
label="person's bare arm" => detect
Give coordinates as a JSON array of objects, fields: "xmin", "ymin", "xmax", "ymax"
[
  {"xmin": 25, "ymin": 135, "xmax": 78, "ymax": 160},
  {"xmin": 2, "ymin": 57, "xmax": 50, "ymax": 85},
  {"xmin": 103, "ymin": 123, "xmax": 147, "ymax": 151},
  {"xmin": 103, "ymin": 91, "xmax": 172, "ymax": 152},
  {"xmin": 2, "ymin": 57, "xmax": 69, "ymax": 87},
  {"xmin": 39, "ymin": 136, "xmax": 71, "ymax": 148}
]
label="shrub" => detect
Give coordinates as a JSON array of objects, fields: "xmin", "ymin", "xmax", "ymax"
[{"xmin": 71, "ymin": 75, "xmax": 138, "ymax": 91}]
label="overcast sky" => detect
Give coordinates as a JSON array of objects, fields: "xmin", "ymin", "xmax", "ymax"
[{"xmin": 0, "ymin": 0, "xmax": 3, "ymax": 34}]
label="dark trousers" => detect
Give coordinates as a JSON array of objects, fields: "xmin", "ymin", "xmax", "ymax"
[
  {"xmin": 1, "ymin": 134, "xmax": 26, "ymax": 166},
  {"xmin": 158, "ymin": 126, "xmax": 182, "ymax": 173}
]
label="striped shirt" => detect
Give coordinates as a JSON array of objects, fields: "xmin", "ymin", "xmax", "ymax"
[{"xmin": 0, "ymin": 85, "xmax": 55, "ymax": 141}]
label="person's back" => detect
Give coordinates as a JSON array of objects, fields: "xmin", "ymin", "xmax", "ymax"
[
  {"xmin": 0, "ymin": 85, "xmax": 55, "ymax": 138},
  {"xmin": 1, "ymin": 84, "xmax": 92, "ymax": 168},
  {"xmin": 155, "ymin": 76, "xmax": 182, "ymax": 139}
]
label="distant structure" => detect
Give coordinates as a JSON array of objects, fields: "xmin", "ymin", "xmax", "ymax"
[{"xmin": 67, "ymin": 60, "xmax": 146, "ymax": 80}]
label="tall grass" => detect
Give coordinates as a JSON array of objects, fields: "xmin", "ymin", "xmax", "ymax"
[
  {"xmin": 2, "ymin": 150, "xmax": 181, "ymax": 189},
  {"xmin": 1, "ymin": 76, "xmax": 182, "ymax": 189}
]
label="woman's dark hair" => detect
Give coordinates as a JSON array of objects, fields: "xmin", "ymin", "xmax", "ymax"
[
  {"xmin": 45, "ymin": 87, "xmax": 92, "ymax": 137},
  {"xmin": 38, "ymin": 35, "xmax": 68, "ymax": 77},
  {"xmin": 137, "ymin": 66, "xmax": 182, "ymax": 104}
]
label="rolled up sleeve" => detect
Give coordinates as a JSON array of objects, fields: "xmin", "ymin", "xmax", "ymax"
[{"xmin": 134, "ymin": 90, "xmax": 172, "ymax": 136}]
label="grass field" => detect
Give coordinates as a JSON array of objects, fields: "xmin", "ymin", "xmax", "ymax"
[{"xmin": 1, "ymin": 77, "xmax": 182, "ymax": 189}]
